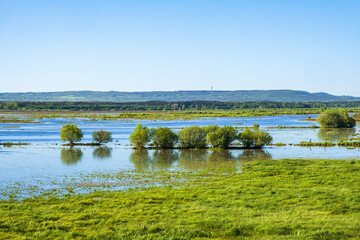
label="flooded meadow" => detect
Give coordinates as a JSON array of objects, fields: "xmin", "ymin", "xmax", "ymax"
[{"xmin": 1, "ymin": 114, "xmax": 359, "ymax": 199}]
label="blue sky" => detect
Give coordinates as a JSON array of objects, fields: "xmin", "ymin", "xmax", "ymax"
[{"xmin": 0, "ymin": 0, "xmax": 359, "ymax": 95}]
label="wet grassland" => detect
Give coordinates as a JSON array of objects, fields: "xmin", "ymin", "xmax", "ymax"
[{"xmin": 0, "ymin": 159, "xmax": 359, "ymax": 239}]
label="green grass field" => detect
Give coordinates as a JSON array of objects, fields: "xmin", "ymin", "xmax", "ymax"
[{"xmin": 1, "ymin": 159, "xmax": 360, "ymax": 239}]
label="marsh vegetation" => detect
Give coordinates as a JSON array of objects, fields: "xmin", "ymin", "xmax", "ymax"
[{"xmin": 1, "ymin": 159, "xmax": 359, "ymax": 239}]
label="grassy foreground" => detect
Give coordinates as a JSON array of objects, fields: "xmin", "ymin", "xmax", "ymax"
[{"xmin": 1, "ymin": 160, "xmax": 360, "ymax": 239}]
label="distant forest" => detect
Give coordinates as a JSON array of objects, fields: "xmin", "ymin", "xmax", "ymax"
[
  {"xmin": 1, "ymin": 90, "xmax": 359, "ymax": 102},
  {"xmin": 1, "ymin": 101, "xmax": 360, "ymax": 111}
]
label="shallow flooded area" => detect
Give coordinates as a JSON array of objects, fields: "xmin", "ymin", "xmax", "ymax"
[{"xmin": 1, "ymin": 114, "xmax": 359, "ymax": 199}]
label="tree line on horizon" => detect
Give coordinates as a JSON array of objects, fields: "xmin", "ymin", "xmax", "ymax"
[{"xmin": 2, "ymin": 101, "xmax": 360, "ymax": 111}]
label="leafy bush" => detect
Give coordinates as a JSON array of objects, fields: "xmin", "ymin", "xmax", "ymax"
[
  {"xmin": 150, "ymin": 127, "xmax": 178, "ymax": 148},
  {"xmin": 238, "ymin": 128, "xmax": 272, "ymax": 148},
  {"xmin": 317, "ymin": 111, "xmax": 356, "ymax": 128},
  {"xmin": 178, "ymin": 126, "xmax": 207, "ymax": 149},
  {"xmin": 92, "ymin": 130, "xmax": 113, "ymax": 144},
  {"xmin": 129, "ymin": 123, "xmax": 150, "ymax": 148},
  {"xmin": 205, "ymin": 125, "xmax": 237, "ymax": 149},
  {"xmin": 60, "ymin": 124, "xmax": 83, "ymax": 144}
]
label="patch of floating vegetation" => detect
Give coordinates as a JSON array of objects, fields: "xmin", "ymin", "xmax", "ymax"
[
  {"xmin": 299, "ymin": 118, "xmax": 318, "ymax": 121},
  {"xmin": 264, "ymin": 125, "xmax": 319, "ymax": 129},
  {"xmin": 0, "ymin": 142, "xmax": 30, "ymax": 147},
  {"xmin": 0, "ymin": 119, "xmax": 39, "ymax": 123},
  {"xmin": 296, "ymin": 141, "xmax": 336, "ymax": 147},
  {"xmin": 62, "ymin": 143, "xmax": 101, "ymax": 147},
  {"xmin": 2, "ymin": 126, "xmax": 20, "ymax": 128},
  {"xmin": 337, "ymin": 141, "xmax": 360, "ymax": 147},
  {"xmin": 267, "ymin": 143, "xmax": 287, "ymax": 146},
  {"xmin": 295, "ymin": 141, "xmax": 360, "ymax": 147}
]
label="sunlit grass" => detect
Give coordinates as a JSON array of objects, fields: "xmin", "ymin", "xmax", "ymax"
[{"xmin": 1, "ymin": 159, "xmax": 360, "ymax": 239}]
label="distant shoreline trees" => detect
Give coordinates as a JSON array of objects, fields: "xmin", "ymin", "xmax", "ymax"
[{"xmin": 3, "ymin": 100, "xmax": 360, "ymax": 112}]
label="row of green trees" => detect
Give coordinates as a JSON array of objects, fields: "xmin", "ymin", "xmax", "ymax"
[
  {"xmin": 60, "ymin": 124, "xmax": 113, "ymax": 145},
  {"xmin": 129, "ymin": 124, "xmax": 272, "ymax": 149},
  {"xmin": 3, "ymin": 100, "xmax": 360, "ymax": 111}
]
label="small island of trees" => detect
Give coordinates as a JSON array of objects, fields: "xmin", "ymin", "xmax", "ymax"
[
  {"xmin": 317, "ymin": 111, "xmax": 356, "ymax": 128},
  {"xmin": 129, "ymin": 123, "xmax": 273, "ymax": 149},
  {"xmin": 60, "ymin": 124, "xmax": 112, "ymax": 146}
]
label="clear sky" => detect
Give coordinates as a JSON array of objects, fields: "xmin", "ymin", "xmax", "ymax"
[{"xmin": 0, "ymin": 0, "xmax": 359, "ymax": 96}]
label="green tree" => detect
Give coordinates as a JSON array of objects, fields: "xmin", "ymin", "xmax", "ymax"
[
  {"xmin": 317, "ymin": 111, "xmax": 356, "ymax": 128},
  {"xmin": 206, "ymin": 126, "xmax": 238, "ymax": 149},
  {"xmin": 238, "ymin": 128, "xmax": 272, "ymax": 148},
  {"xmin": 150, "ymin": 127, "xmax": 178, "ymax": 148},
  {"xmin": 203, "ymin": 125, "xmax": 220, "ymax": 134},
  {"xmin": 129, "ymin": 123, "xmax": 150, "ymax": 148},
  {"xmin": 178, "ymin": 126, "xmax": 207, "ymax": 149},
  {"xmin": 60, "ymin": 124, "xmax": 83, "ymax": 145},
  {"xmin": 92, "ymin": 130, "xmax": 113, "ymax": 144}
]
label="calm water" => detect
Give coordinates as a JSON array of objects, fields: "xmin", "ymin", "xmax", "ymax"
[{"xmin": 1, "ymin": 114, "xmax": 359, "ymax": 198}]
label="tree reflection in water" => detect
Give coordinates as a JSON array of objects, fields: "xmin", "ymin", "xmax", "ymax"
[
  {"xmin": 152, "ymin": 150, "xmax": 179, "ymax": 169},
  {"xmin": 60, "ymin": 147, "xmax": 83, "ymax": 165},
  {"xmin": 317, "ymin": 128, "xmax": 356, "ymax": 142},
  {"xmin": 129, "ymin": 149, "xmax": 151, "ymax": 171},
  {"xmin": 206, "ymin": 150, "xmax": 236, "ymax": 162},
  {"xmin": 178, "ymin": 149, "xmax": 208, "ymax": 169},
  {"xmin": 129, "ymin": 149, "xmax": 273, "ymax": 170},
  {"xmin": 238, "ymin": 149, "xmax": 272, "ymax": 163},
  {"xmin": 92, "ymin": 147, "xmax": 112, "ymax": 159}
]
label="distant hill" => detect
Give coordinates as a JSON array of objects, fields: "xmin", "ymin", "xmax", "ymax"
[{"xmin": 0, "ymin": 90, "xmax": 359, "ymax": 102}]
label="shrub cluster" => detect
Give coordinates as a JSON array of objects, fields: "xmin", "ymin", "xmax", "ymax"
[
  {"xmin": 60, "ymin": 124, "xmax": 112, "ymax": 145},
  {"xmin": 150, "ymin": 127, "xmax": 178, "ymax": 148},
  {"xmin": 317, "ymin": 111, "xmax": 356, "ymax": 128},
  {"xmin": 238, "ymin": 128, "xmax": 273, "ymax": 148},
  {"xmin": 129, "ymin": 123, "xmax": 272, "ymax": 149}
]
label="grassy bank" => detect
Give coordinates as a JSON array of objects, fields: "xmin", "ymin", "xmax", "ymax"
[{"xmin": 1, "ymin": 159, "xmax": 359, "ymax": 239}]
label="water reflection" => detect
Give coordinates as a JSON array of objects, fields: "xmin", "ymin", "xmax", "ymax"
[
  {"xmin": 92, "ymin": 147, "xmax": 112, "ymax": 159},
  {"xmin": 206, "ymin": 150, "xmax": 237, "ymax": 162},
  {"xmin": 130, "ymin": 149, "xmax": 152, "ymax": 171},
  {"xmin": 152, "ymin": 150, "xmax": 179, "ymax": 169},
  {"xmin": 318, "ymin": 128, "xmax": 356, "ymax": 142},
  {"xmin": 129, "ymin": 149, "xmax": 272, "ymax": 170},
  {"xmin": 238, "ymin": 150, "xmax": 272, "ymax": 163},
  {"xmin": 60, "ymin": 147, "xmax": 83, "ymax": 165}
]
